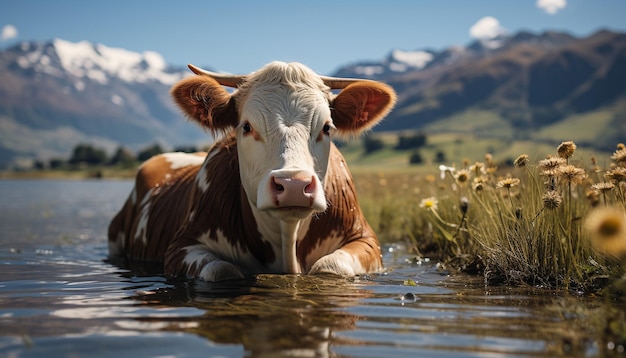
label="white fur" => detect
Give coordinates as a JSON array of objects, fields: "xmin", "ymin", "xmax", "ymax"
[
  {"xmin": 133, "ymin": 189, "xmax": 153, "ymax": 245},
  {"xmin": 162, "ymin": 152, "xmax": 204, "ymax": 170},
  {"xmin": 309, "ymin": 249, "xmax": 366, "ymax": 276},
  {"xmin": 182, "ymin": 244, "xmax": 244, "ymax": 281},
  {"xmin": 195, "ymin": 150, "xmax": 218, "ymax": 193},
  {"xmin": 195, "ymin": 229, "xmax": 265, "ymax": 274}
]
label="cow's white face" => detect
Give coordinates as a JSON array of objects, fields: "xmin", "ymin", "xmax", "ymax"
[
  {"xmin": 171, "ymin": 61, "xmax": 397, "ymax": 224},
  {"xmin": 237, "ymin": 83, "xmax": 331, "ymax": 221}
]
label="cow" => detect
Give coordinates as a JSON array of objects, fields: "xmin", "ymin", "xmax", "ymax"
[{"xmin": 108, "ymin": 61, "xmax": 396, "ymax": 281}]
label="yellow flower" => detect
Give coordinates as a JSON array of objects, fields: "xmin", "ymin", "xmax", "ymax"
[
  {"xmin": 455, "ymin": 169, "xmax": 470, "ymax": 184},
  {"xmin": 419, "ymin": 197, "xmax": 439, "ymax": 211},
  {"xmin": 584, "ymin": 207, "xmax": 626, "ymax": 258}
]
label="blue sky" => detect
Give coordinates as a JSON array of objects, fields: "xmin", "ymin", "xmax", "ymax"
[{"xmin": 2, "ymin": 0, "xmax": 626, "ymax": 75}]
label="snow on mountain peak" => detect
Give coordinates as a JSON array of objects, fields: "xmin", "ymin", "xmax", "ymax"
[
  {"xmin": 389, "ymin": 50, "xmax": 434, "ymax": 70},
  {"xmin": 48, "ymin": 38, "xmax": 183, "ymax": 85}
]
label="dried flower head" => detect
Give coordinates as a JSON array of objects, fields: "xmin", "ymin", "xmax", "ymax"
[
  {"xmin": 610, "ymin": 148, "xmax": 626, "ymax": 166},
  {"xmin": 542, "ymin": 190, "xmax": 562, "ymax": 210},
  {"xmin": 485, "ymin": 153, "xmax": 493, "ymax": 163},
  {"xmin": 584, "ymin": 207, "xmax": 626, "ymax": 258},
  {"xmin": 455, "ymin": 169, "xmax": 470, "ymax": 184},
  {"xmin": 514, "ymin": 154, "xmax": 529, "ymax": 168},
  {"xmin": 586, "ymin": 189, "xmax": 601, "ymax": 207},
  {"xmin": 469, "ymin": 161, "xmax": 486, "ymax": 176},
  {"xmin": 557, "ymin": 141, "xmax": 577, "ymax": 159},
  {"xmin": 419, "ymin": 197, "xmax": 439, "ymax": 212},
  {"xmin": 496, "ymin": 177, "xmax": 521, "ymax": 189},
  {"xmin": 473, "ymin": 180, "xmax": 485, "ymax": 192},
  {"xmin": 538, "ymin": 157, "xmax": 566, "ymax": 173},
  {"xmin": 592, "ymin": 182, "xmax": 615, "ymax": 193},
  {"xmin": 556, "ymin": 165, "xmax": 587, "ymax": 185},
  {"xmin": 605, "ymin": 166, "xmax": 626, "ymax": 183}
]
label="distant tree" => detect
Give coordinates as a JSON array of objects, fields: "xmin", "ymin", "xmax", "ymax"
[
  {"xmin": 409, "ymin": 151, "xmax": 423, "ymax": 165},
  {"xmin": 137, "ymin": 143, "xmax": 164, "ymax": 162},
  {"xmin": 49, "ymin": 158, "xmax": 65, "ymax": 169},
  {"xmin": 109, "ymin": 146, "xmax": 136, "ymax": 167},
  {"xmin": 173, "ymin": 145, "xmax": 198, "ymax": 153},
  {"xmin": 69, "ymin": 144, "xmax": 107, "ymax": 165},
  {"xmin": 33, "ymin": 160, "xmax": 46, "ymax": 170},
  {"xmin": 435, "ymin": 150, "xmax": 447, "ymax": 164},
  {"xmin": 395, "ymin": 132, "xmax": 427, "ymax": 150},
  {"xmin": 363, "ymin": 135, "xmax": 384, "ymax": 154}
]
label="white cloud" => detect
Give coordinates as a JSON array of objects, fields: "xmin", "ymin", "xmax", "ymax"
[
  {"xmin": 469, "ymin": 17, "xmax": 506, "ymax": 40},
  {"xmin": 536, "ymin": 0, "xmax": 567, "ymax": 14},
  {"xmin": 1, "ymin": 24, "xmax": 18, "ymax": 41}
]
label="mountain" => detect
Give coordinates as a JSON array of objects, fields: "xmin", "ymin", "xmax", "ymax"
[
  {"xmin": 2, "ymin": 30, "xmax": 625, "ymax": 168},
  {"xmin": 332, "ymin": 30, "xmax": 626, "ymax": 150},
  {"xmin": 0, "ymin": 39, "xmax": 211, "ymax": 168}
]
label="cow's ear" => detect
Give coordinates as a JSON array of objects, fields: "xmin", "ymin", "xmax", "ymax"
[
  {"xmin": 330, "ymin": 81, "xmax": 396, "ymax": 135},
  {"xmin": 170, "ymin": 76, "xmax": 238, "ymax": 132}
]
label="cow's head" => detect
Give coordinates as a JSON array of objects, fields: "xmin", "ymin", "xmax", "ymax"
[{"xmin": 171, "ymin": 62, "xmax": 396, "ymax": 222}]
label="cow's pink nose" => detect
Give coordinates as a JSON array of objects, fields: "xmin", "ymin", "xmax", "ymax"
[{"xmin": 272, "ymin": 175, "xmax": 317, "ymax": 207}]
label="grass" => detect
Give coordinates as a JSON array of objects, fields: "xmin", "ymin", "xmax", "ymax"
[{"xmin": 353, "ymin": 140, "xmax": 626, "ymax": 292}]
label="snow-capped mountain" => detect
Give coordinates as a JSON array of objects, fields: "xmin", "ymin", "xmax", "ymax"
[
  {"xmin": 332, "ymin": 30, "xmax": 578, "ymax": 80},
  {"xmin": 1, "ymin": 30, "xmax": 625, "ymax": 168},
  {"xmin": 0, "ymin": 39, "xmax": 211, "ymax": 168},
  {"xmin": 15, "ymin": 39, "xmax": 185, "ymax": 85}
]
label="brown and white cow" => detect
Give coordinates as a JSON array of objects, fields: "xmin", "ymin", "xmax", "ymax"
[{"xmin": 108, "ymin": 61, "xmax": 396, "ymax": 281}]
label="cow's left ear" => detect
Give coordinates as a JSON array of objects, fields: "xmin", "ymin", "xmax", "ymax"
[{"xmin": 330, "ymin": 82, "xmax": 396, "ymax": 135}]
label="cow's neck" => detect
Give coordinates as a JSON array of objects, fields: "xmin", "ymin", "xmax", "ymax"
[
  {"xmin": 280, "ymin": 220, "xmax": 301, "ymax": 273},
  {"xmin": 250, "ymin": 207, "xmax": 310, "ymax": 274}
]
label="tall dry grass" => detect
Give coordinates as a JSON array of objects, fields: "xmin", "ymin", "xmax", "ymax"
[{"xmin": 355, "ymin": 142, "xmax": 626, "ymax": 290}]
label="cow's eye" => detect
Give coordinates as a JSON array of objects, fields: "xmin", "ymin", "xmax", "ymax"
[
  {"xmin": 323, "ymin": 124, "xmax": 331, "ymax": 135},
  {"xmin": 242, "ymin": 122, "xmax": 252, "ymax": 135}
]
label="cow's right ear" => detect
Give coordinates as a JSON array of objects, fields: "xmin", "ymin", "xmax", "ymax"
[{"xmin": 170, "ymin": 76, "xmax": 238, "ymax": 132}]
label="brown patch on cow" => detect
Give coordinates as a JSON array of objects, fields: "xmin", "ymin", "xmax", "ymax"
[
  {"xmin": 297, "ymin": 144, "xmax": 382, "ymax": 272},
  {"xmin": 108, "ymin": 132, "xmax": 276, "ymax": 277}
]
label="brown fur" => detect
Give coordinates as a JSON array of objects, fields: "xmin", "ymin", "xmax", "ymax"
[{"xmin": 108, "ymin": 134, "xmax": 382, "ymax": 276}]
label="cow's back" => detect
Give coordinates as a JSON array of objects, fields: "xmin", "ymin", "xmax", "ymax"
[{"xmin": 108, "ymin": 152, "xmax": 206, "ymax": 261}]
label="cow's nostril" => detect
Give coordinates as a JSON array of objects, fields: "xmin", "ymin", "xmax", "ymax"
[
  {"xmin": 272, "ymin": 177, "xmax": 285, "ymax": 193},
  {"xmin": 303, "ymin": 177, "xmax": 316, "ymax": 195}
]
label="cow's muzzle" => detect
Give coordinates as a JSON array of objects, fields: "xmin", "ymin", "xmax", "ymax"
[{"xmin": 257, "ymin": 169, "xmax": 327, "ymax": 217}]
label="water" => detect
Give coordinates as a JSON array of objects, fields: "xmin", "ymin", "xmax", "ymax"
[{"xmin": 0, "ymin": 179, "xmax": 619, "ymax": 357}]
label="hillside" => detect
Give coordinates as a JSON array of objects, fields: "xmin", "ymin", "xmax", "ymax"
[
  {"xmin": 0, "ymin": 39, "xmax": 211, "ymax": 168},
  {"xmin": 334, "ymin": 30, "xmax": 626, "ymax": 151}
]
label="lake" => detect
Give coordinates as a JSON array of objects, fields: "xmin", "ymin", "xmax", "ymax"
[{"xmin": 0, "ymin": 179, "xmax": 620, "ymax": 357}]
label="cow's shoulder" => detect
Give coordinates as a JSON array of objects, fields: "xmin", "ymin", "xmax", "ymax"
[{"xmin": 135, "ymin": 152, "xmax": 206, "ymax": 197}]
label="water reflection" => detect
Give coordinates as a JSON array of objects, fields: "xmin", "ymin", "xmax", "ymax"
[
  {"xmin": 124, "ymin": 274, "xmax": 369, "ymax": 357},
  {"xmin": 1, "ymin": 180, "xmax": 625, "ymax": 357}
]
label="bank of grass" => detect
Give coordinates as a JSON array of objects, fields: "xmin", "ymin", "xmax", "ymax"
[{"xmin": 354, "ymin": 141, "xmax": 626, "ymax": 291}]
